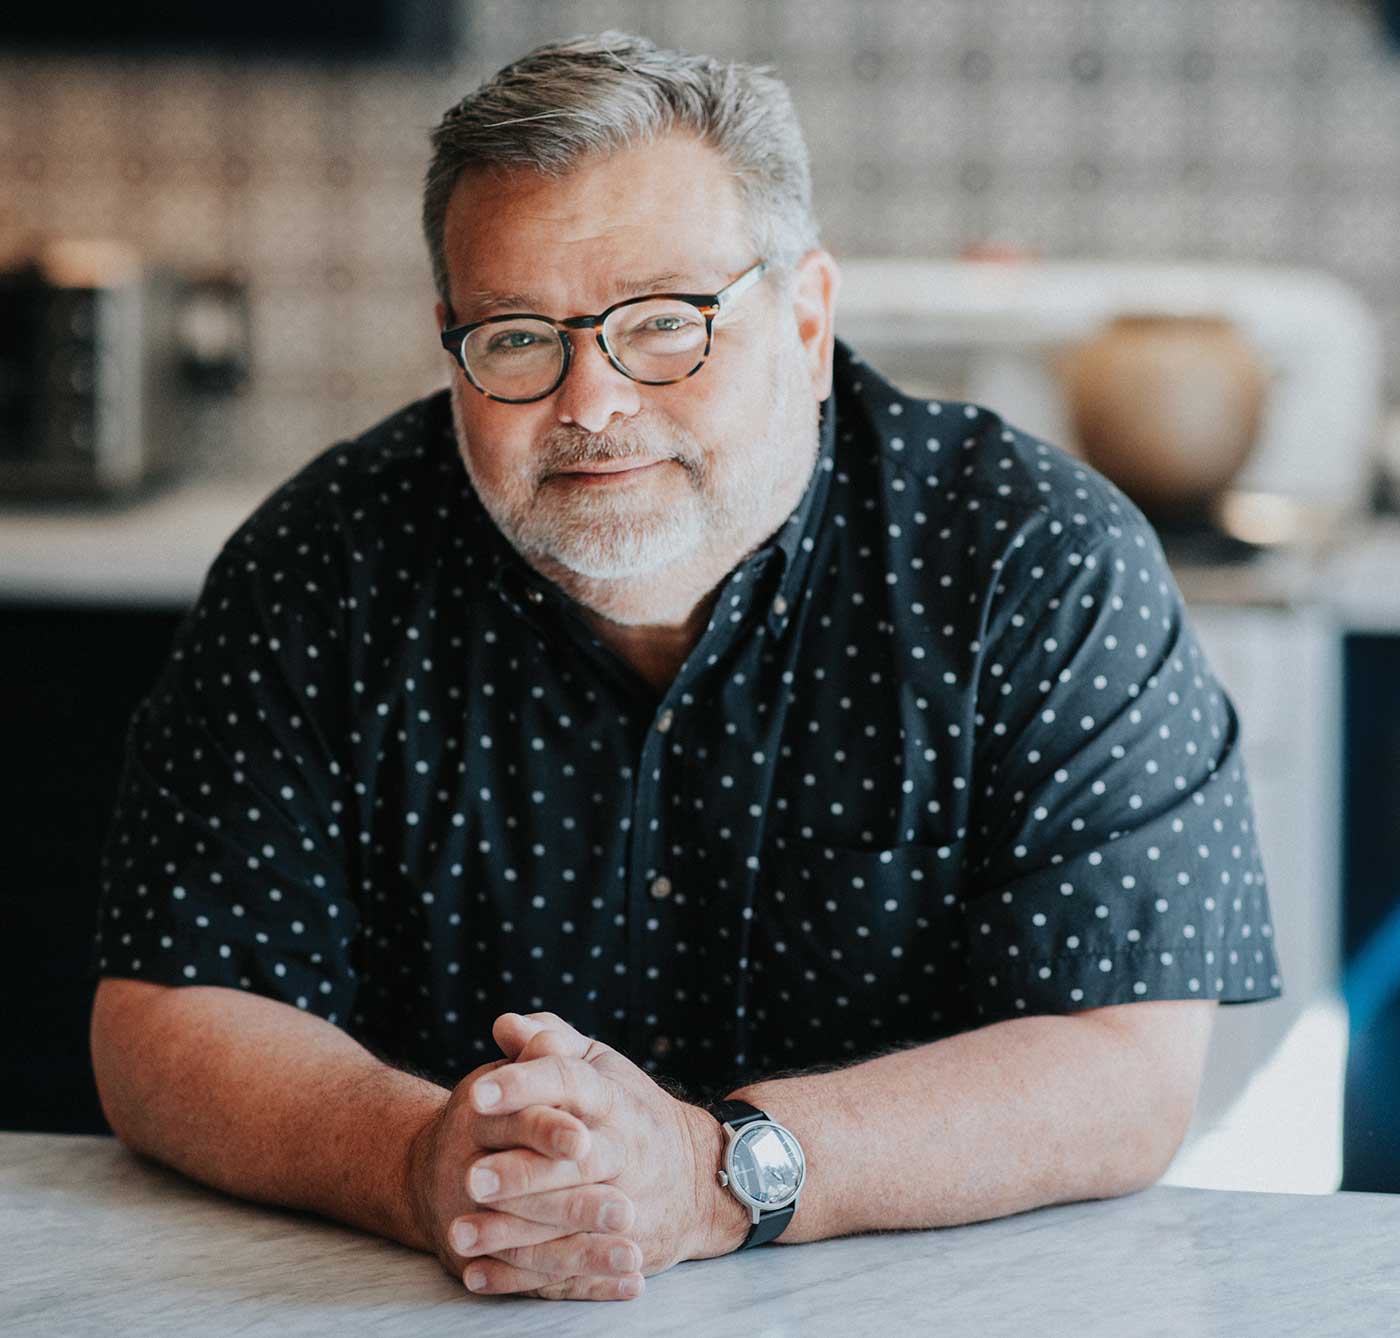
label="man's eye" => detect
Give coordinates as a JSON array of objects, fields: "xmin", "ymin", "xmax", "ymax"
[
  {"xmin": 488, "ymin": 329, "xmax": 544, "ymax": 352},
  {"xmin": 625, "ymin": 312, "xmax": 702, "ymax": 340}
]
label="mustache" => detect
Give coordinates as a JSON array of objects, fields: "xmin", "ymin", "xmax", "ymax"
[{"xmin": 539, "ymin": 422, "xmax": 697, "ymax": 477}]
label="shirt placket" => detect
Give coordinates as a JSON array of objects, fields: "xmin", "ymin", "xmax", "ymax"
[{"xmin": 620, "ymin": 555, "xmax": 776, "ymax": 1078}]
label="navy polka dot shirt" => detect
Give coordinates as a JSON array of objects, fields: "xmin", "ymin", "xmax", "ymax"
[{"xmin": 95, "ymin": 338, "xmax": 1282, "ymax": 1100}]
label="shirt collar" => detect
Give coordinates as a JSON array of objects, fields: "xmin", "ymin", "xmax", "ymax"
[{"xmin": 756, "ymin": 379, "xmax": 836, "ymax": 637}]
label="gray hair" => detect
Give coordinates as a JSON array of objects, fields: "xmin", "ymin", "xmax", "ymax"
[{"xmin": 422, "ymin": 31, "xmax": 819, "ymax": 307}]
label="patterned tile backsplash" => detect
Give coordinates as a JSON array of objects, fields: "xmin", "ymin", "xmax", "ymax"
[{"xmin": 2, "ymin": 0, "xmax": 1398, "ymax": 482}]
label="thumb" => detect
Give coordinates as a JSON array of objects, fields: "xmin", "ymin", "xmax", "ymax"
[
  {"xmin": 492, "ymin": 1011, "xmax": 592, "ymax": 1062},
  {"xmin": 490, "ymin": 1012, "xmax": 541, "ymax": 1061}
]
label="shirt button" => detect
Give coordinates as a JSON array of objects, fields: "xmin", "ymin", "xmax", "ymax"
[
  {"xmin": 772, "ymin": 594, "xmax": 789, "ymax": 616},
  {"xmin": 650, "ymin": 876, "xmax": 672, "ymax": 900},
  {"xmin": 655, "ymin": 709, "xmax": 674, "ymax": 734},
  {"xmin": 651, "ymin": 1035, "xmax": 672, "ymax": 1058},
  {"xmin": 526, "ymin": 588, "xmax": 545, "ymax": 605}
]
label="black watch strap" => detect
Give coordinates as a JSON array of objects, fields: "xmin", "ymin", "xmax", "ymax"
[
  {"xmin": 709, "ymin": 1100, "xmax": 797, "ymax": 1250},
  {"xmin": 742, "ymin": 1200, "xmax": 796, "ymax": 1249},
  {"xmin": 710, "ymin": 1098, "xmax": 766, "ymax": 1129}
]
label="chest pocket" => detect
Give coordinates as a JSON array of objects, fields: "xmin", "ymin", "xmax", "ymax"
[{"xmin": 742, "ymin": 835, "xmax": 971, "ymax": 1072}]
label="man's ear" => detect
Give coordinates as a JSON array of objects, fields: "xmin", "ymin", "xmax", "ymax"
[
  {"xmin": 435, "ymin": 299, "xmax": 448, "ymax": 331},
  {"xmin": 788, "ymin": 248, "xmax": 841, "ymax": 403}
]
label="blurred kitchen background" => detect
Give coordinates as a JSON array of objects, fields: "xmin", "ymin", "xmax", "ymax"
[{"xmin": 2, "ymin": 0, "xmax": 1399, "ymax": 1199}]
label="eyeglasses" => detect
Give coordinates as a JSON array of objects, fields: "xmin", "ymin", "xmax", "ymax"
[{"xmin": 439, "ymin": 259, "xmax": 768, "ymax": 404}]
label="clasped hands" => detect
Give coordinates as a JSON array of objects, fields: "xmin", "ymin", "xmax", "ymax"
[{"xmin": 408, "ymin": 1011, "xmax": 731, "ymax": 1302}]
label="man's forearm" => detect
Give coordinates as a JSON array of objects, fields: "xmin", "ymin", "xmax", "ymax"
[
  {"xmin": 91, "ymin": 982, "xmax": 449, "ymax": 1252},
  {"xmin": 707, "ymin": 1012, "xmax": 1189, "ymax": 1250}
]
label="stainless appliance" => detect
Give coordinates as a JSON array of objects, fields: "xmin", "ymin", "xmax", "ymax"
[{"xmin": 0, "ymin": 241, "xmax": 242, "ymax": 501}]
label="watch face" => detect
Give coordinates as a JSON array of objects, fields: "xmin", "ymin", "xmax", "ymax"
[{"xmin": 729, "ymin": 1121, "xmax": 805, "ymax": 1209}]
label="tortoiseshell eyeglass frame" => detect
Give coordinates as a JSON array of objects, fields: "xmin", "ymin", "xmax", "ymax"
[{"xmin": 438, "ymin": 259, "xmax": 769, "ymax": 404}]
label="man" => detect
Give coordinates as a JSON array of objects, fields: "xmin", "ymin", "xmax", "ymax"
[{"xmin": 91, "ymin": 32, "xmax": 1282, "ymax": 1304}]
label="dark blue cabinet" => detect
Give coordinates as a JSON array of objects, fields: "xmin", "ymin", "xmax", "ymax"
[
  {"xmin": 1341, "ymin": 633, "xmax": 1400, "ymax": 1192},
  {"xmin": 1, "ymin": 602, "xmax": 185, "ymax": 1133}
]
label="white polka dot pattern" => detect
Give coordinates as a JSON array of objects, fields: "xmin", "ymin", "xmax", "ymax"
[{"xmin": 93, "ymin": 339, "xmax": 1282, "ymax": 1097}]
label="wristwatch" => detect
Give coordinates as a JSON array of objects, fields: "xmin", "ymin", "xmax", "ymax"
[{"xmin": 709, "ymin": 1099, "xmax": 806, "ymax": 1250}]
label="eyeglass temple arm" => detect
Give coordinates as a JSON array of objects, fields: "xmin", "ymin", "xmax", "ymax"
[{"xmin": 716, "ymin": 260, "xmax": 768, "ymax": 308}]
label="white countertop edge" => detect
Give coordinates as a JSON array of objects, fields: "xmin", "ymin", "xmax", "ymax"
[{"xmin": 4, "ymin": 478, "xmax": 1400, "ymax": 627}]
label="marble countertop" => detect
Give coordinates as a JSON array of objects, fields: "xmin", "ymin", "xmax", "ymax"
[
  {"xmin": 1318, "ymin": 519, "xmax": 1400, "ymax": 631},
  {"xmin": 0, "ymin": 478, "xmax": 276, "ymax": 606},
  {"xmin": 5, "ymin": 1132, "xmax": 1400, "ymax": 1337}
]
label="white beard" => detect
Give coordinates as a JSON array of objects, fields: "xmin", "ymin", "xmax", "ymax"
[
  {"xmin": 505, "ymin": 451, "xmax": 714, "ymax": 582},
  {"xmin": 449, "ymin": 342, "xmax": 817, "ymax": 621}
]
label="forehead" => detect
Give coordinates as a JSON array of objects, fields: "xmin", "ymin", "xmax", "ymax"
[{"xmin": 441, "ymin": 134, "xmax": 754, "ymax": 314}]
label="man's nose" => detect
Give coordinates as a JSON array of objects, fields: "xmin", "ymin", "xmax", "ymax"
[{"xmin": 553, "ymin": 332, "xmax": 642, "ymax": 434}]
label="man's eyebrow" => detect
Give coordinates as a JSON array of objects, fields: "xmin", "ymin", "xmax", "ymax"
[
  {"xmin": 458, "ymin": 287, "xmax": 544, "ymax": 317},
  {"xmin": 458, "ymin": 272, "xmax": 693, "ymax": 320},
  {"xmin": 612, "ymin": 272, "xmax": 689, "ymax": 299}
]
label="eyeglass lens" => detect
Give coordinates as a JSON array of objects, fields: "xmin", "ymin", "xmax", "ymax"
[{"xmin": 462, "ymin": 298, "xmax": 709, "ymax": 399}]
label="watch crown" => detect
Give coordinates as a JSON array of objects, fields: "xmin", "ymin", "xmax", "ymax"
[{"xmin": 717, "ymin": 1170, "xmax": 729, "ymax": 1188}]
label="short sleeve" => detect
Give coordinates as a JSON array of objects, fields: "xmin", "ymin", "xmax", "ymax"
[
  {"xmin": 93, "ymin": 481, "xmax": 362, "ymax": 1024},
  {"xmin": 962, "ymin": 511, "xmax": 1284, "ymax": 1024}
]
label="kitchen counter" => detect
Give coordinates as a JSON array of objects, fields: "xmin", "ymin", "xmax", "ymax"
[
  {"xmin": 5, "ymin": 1132, "xmax": 1399, "ymax": 1337},
  {"xmin": 0, "ymin": 479, "xmax": 277, "ymax": 606},
  {"xmin": 1318, "ymin": 519, "xmax": 1400, "ymax": 631},
  {"xmin": 4, "ymin": 474, "xmax": 1399, "ymax": 628}
]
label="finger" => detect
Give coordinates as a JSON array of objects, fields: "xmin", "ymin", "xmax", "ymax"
[
  {"xmin": 491, "ymin": 1011, "xmax": 590, "ymax": 1063},
  {"xmin": 533, "ymin": 1274, "xmax": 645, "ymax": 1302},
  {"xmin": 448, "ymin": 1212, "xmax": 573, "ymax": 1258},
  {"xmin": 464, "ymin": 1257, "xmax": 643, "ymax": 1301},
  {"xmin": 517, "ymin": 1027, "xmax": 588, "ymax": 1065},
  {"xmin": 517, "ymin": 1010, "xmax": 582, "ymax": 1034},
  {"xmin": 517, "ymin": 1012, "xmax": 617, "ymax": 1065},
  {"xmin": 471, "ymin": 1102, "xmax": 592, "ymax": 1160},
  {"xmin": 468, "ymin": 1124, "xmax": 628, "ymax": 1204},
  {"xmin": 461, "ymin": 1233, "xmax": 642, "ymax": 1295},
  {"xmin": 453, "ymin": 1183, "xmax": 635, "ymax": 1242},
  {"xmin": 494, "ymin": 1234, "xmax": 642, "ymax": 1281},
  {"xmin": 470, "ymin": 1054, "xmax": 615, "ymax": 1122}
]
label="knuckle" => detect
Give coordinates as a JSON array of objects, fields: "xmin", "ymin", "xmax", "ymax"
[
  {"xmin": 598, "ymin": 1073, "xmax": 620, "ymax": 1122},
  {"xmin": 503, "ymin": 1244, "xmax": 538, "ymax": 1274},
  {"xmin": 575, "ymin": 1185, "xmax": 607, "ymax": 1229},
  {"xmin": 526, "ymin": 1237, "xmax": 564, "ymax": 1274},
  {"xmin": 503, "ymin": 1158, "xmax": 532, "ymax": 1199},
  {"xmin": 564, "ymin": 1187, "xmax": 594, "ymax": 1230},
  {"xmin": 598, "ymin": 1127, "xmax": 628, "ymax": 1179},
  {"xmin": 547, "ymin": 1053, "xmax": 573, "ymax": 1089},
  {"xmin": 566, "ymin": 1055, "xmax": 597, "ymax": 1103},
  {"xmin": 523, "ymin": 1033, "xmax": 567, "ymax": 1063},
  {"xmin": 532, "ymin": 1106, "xmax": 560, "ymax": 1146}
]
